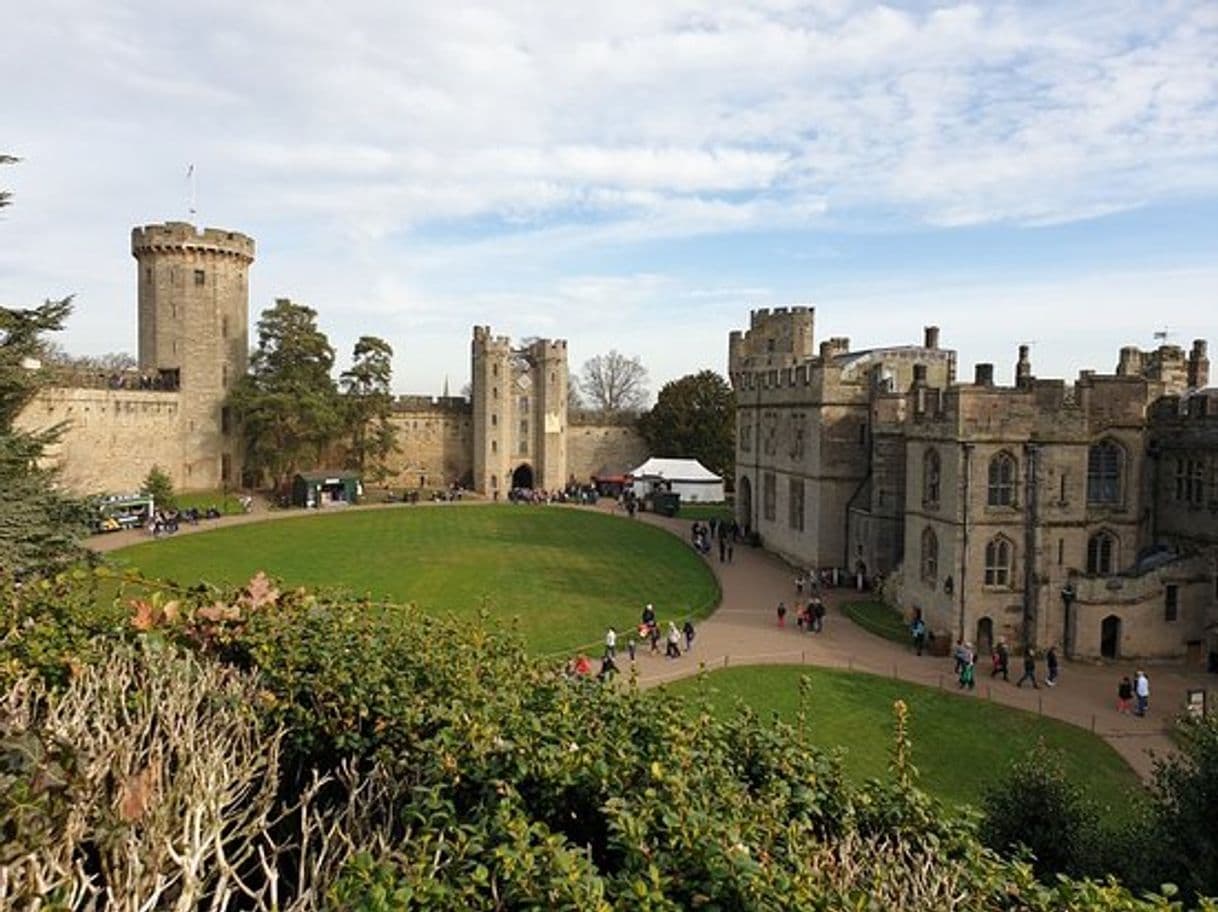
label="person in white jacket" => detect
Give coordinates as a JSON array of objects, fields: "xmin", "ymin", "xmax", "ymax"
[{"xmin": 1134, "ymin": 670, "xmax": 1150, "ymax": 717}]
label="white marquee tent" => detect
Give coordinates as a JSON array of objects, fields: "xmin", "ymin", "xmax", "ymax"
[{"xmin": 628, "ymin": 457, "xmax": 724, "ymax": 503}]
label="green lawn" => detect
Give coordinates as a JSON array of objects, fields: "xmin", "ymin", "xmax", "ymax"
[
  {"xmin": 841, "ymin": 599, "xmax": 912, "ymax": 647},
  {"xmin": 174, "ymin": 489, "xmax": 249, "ymax": 516},
  {"xmin": 109, "ymin": 505, "xmax": 719, "ymax": 656},
  {"xmin": 677, "ymin": 502, "xmax": 733, "ymax": 522},
  {"xmin": 666, "ymin": 665, "xmax": 1141, "ymax": 815}
]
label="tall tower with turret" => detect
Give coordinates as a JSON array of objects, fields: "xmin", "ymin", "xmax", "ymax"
[
  {"xmin": 470, "ymin": 327, "xmax": 569, "ymax": 494},
  {"xmin": 132, "ymin": 222, "xmax": 254, "ymax": 488}
]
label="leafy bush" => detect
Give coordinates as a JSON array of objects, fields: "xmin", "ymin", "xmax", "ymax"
[
  {"xmin": 2, "ymin": 571, "xmax": 1216, "ymax": 910},
  {"xmin": 1148, "ymin": 714, "xmax": 1218, "ymax": 902},
  {"xmin": 981, "ymin": 740, "xmax": 1103, "ymax": 879}
]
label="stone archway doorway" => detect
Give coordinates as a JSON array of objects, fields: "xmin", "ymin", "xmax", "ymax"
[
  {"xmin": 737, "ymin": 475, "xmax": 752, "ymax": 526},
  {"xmin": 976, "ymin": 617, "xmax": 994, "ymax": 658},
  {"xmin": 512, "ymin": 463, "xmax": 534, "ymax": 490},
  {"xmin": 1101, "ymin": 614, "xmax": 1121, "ymax": 659}
]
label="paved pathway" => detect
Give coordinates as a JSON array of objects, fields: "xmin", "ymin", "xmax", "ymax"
[
  {"xmin": 619, "ymin": 508, "xmax": 1213, "ymax": 781},
  {"xmin": 89, "ymin": 498, "xmax": 1214, "ymax": 780}
]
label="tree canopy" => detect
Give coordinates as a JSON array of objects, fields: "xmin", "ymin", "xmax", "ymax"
[
  {"xmin": 226, "ymin": 298, "xmax": 343, "ymax": 490},
  {"xmin": 579, "ymin": 350, "xmax": 649, "ymax": 416},
  {"xmin": 638, "ymin": 369, "xmax": 735, "ymax": 480},
  {"xmin": 340, "ymin": 335, "xmax": 398, "ymax": 481},
  {"xmin": 0, "ymin": 155, "xmax": 92, "ymax": 579}
]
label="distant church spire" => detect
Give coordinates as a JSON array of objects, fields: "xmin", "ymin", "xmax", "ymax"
[{"xmin": 442, "ymin": 374, "xmax": 449, "ymax": 398}]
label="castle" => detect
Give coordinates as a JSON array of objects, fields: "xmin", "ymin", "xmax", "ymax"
[
  {"xmin": 730, "ymin": 307, "xmax": 1218, "ymax": 665},
  {"xmin": 14, "ymin": 222, "xmax": 647, "ymax": 499}
]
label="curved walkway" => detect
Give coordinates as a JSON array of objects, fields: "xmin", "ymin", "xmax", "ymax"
[
  {"xmin": 89, "ymin": 498, "xmax": 1211, "ymax": 780},
  {"xmin": 623, "ymin": 507, "xmax": 1211, "ymax": 781}
]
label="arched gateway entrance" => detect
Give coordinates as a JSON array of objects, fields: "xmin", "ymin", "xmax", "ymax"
[{"xmin": 512, "ymin": 463, "xmax": 534, "ymax": 489}]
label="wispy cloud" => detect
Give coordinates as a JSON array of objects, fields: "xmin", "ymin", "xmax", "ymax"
[{"xmin": 0, "ymin": 0, "xmax": 1215, "ymax": 390}]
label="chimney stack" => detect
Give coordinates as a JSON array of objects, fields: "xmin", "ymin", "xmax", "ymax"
[
  {"xmin": 974, "ymin": 363, "xmax": 994, "ymax": 386},
  {"xmin": 1015, "ymin": 344, "xmax": 1032, "ymax": 388},
  {"xmin": 1188, "ymin": 339, "xmax": 1209, "ymax": 389},
  {"xmin": 923, "ymin": 326, "xmax": 940, "ymax": 350}
]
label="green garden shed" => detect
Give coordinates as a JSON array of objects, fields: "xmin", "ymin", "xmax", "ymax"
[{"xmin": 291, "ymin": 471, "xmax": 362, "ymax": 508}]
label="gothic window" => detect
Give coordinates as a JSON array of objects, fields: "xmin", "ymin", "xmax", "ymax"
[
  {"xmin": 739, "ymin": 415, "xmax": 753, "ymax": 453},
  {"xmin": 920, "ymin": 527, "xmax": 938, "ymax": 587},
  {"xmin": 987, "ymin": 452, "xmax": 1016, "ymax": 507},
  {"xmin": 790, "ymin": 413, "xmax": 806, "ymax": 461},
  {"xmin": 194, "ymin": 269, "xmax": 205, "ymax": 286},
  {"xmin": 1087, "ymin": 530, "xmax": 1117, "ymax": 576},
  {"xmin": 1188, "ymin": 459, "xmax": 1205, "ymax": 505},
  {"xmin": 762, "ymin": 412, "xmax": 777, "ymax": 457},
  {"xmin": 923, "ymin": 447, "xmax": 941, "ymax": 508},
  {"xmin": 788, "ymin": 478, "xmax": 805, "ymax": 531},
  {"xmin": 763, "ymin": 472, "xmax": 776, "ymax": 522},
  {"xmin": 1087, "ymin": 441, "xmax": 1122, "ymax": 505},
  {"xmin": 984, "ymin": 536, "xmax": 1013, "ymax": 587},
  {"xmin": 1165, "ymin": 585, "xmax": 1179, "ymax": 622}
]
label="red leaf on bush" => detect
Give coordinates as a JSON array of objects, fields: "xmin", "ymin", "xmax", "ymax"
[
  {"xmin": 243, "ymin": 572, "xmax": 280, "ymax": 610},
  {"xmin": 119, "ymin": 765, "xmax": 159, "ymax": 822},
  {"xmin": 130, "ymin": 600, "xmax": 156, "ymax": 631}
]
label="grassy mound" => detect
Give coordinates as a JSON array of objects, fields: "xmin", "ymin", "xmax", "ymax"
[{"xmin": 108, "ymin": 505, "xmax": 719, "ymax": 655}]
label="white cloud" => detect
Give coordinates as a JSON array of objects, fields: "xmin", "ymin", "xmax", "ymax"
[{"xmin": 0, "ymin": 0, "xmax": 1215, "ymax": 392}]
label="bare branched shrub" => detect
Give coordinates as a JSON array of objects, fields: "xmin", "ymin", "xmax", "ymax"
[{"xmin": 0, "ymin": 644, "xmax": 393, "ymax": 911}]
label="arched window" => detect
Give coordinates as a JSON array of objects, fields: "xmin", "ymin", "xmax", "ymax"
[
  {"xmin": 984, "ymin": 536, "xmax": 1013, "ymax": 587},
  {"xmin": 1087, "ymin": 530, "xmax": 1117, "ymax": 575},
  {"xmin": 1087, "ymin": 441, "xmax": 1122, "ymax": 505},
  {"xmin": 988, "ymin": 452, "xmax": 1017, "ymax": 506},
  {"xmin": 923, "ymin": 447, "xmax": 941, "ymax": 507},
  {"xmin": 920, "ymin": 527, "xmax": 938, "ymax": 587}
]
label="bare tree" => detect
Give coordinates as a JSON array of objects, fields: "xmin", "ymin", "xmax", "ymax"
[{"xmin": 579, "ymin": 350, "xmax": 649, "ymax": 416}]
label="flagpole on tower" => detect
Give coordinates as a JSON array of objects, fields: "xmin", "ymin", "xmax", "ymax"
[{"xmin": 186, "ymin": 164, "xmax": 197, "ymax": 222}]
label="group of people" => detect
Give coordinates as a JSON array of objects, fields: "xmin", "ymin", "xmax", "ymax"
[
  {"xmin": 775, "ymin": 597, "xmax": 826, "ymax": 633},
  {"xmin": 688, "ymin": 517, "xmax": 741, "ymax": 564},
  {"xmin": 504, "ymin": 484, "xmax": 597, "ymax": 505},
  {"xmin": 1117, "ymin": 670, "xmax": 1153, "ymax": 716},
  {"xmin": 567, "ymin": 604, "xmax": 698, "ymax": 682}
]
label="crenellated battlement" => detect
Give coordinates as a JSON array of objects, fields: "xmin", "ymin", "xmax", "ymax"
[{"xmin": 131, "ymin": 222, "xmax": 254, "ymax": 261}]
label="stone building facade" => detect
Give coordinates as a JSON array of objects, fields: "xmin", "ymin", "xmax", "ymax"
[
  {"xmin": 731, "ymin": 307, "xmax": 1218, "ymax": 665},
  {"xmin": 16, "ymin": 220, "xmax": 646, "ymax": 499}
]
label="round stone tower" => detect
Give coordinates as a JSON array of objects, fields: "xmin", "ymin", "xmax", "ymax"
[{"xmin": 132, "ymin": 222, "xmax": 255, "ymax": 488}]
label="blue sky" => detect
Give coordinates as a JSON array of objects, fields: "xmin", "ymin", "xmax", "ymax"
[{"xmin": 1, "ymin": 0, "xmax": 1215, "ymax": 398}]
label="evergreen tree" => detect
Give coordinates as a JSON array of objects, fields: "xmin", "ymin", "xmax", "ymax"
[
  {"xmin": 226, "ymin": 299, "xmax": 342, "ymax": 491},
  {"xmin": 340, "ymin": 335, "xmax": 398, "ymax": 481},
  {"xmin": 638, "ymin": 369, "xmax": 735, "ymax": 480},
  {"xmin": 140, "ymin": 465, "xmax": 176, "ymax": 510},
  {"xmin": 0, "ymin": 155, "xmax": 91, "ymax": 577}
]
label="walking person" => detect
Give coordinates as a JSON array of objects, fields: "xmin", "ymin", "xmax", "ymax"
[
  {"xmin": 1016, "ymin": 648, "xmax": 1039, "ymax": 688},
  {"xmin": 649, "ymin": 622, "xmax": 661, "ymax": 654},
  {"xmin": 1134, "ymin": 670, "xmax": 1150, "ymax": 717},
  {"xmin": 605, "ymin": 626, "xmax": 617, "ymax": 660},
  {"xmin": 726, "ymin": 541, "xmax": 734, "ymax": 563},
  {"xmin": 627, "ymin": 637, "xmax": 637, "ymax": 662},
  {"xmin": 682, "ymin": 619, "xmax": 696, "ymax": 652},
  {"xmin": 990, "ymin": 640, "xmax": 1009, "ymax": 681},
  {"xmin": 958, "ymin": 644, "xmax": 976, "ymax": 690},
  {"xmin": 1117, "ymin": 675, "xmax": 1133, "ymax": 714},
  {"xmin": 718, "ymin": 537, "xmax": 726, "ymax": 563},
  {"xmin": 811, "ymin": 597, "xmax": 825, "ymax": 633},
  {"xmin": 665, "ymin": 622, "xmax": 682, "ymax": 659},
  {"xmin": 777, "ymin": 601, "xmax": 787, "ymax": 628},
  {"xmin": 953, "ymin": 638, "xmax": 968, "ymax": 676},
  {"xmin": 910, "ymin": 615, "xmax": 927, "ymax": 656},
  {"xmin": 1045, "ymin": 646, "xmax": 1059, "ymax": 687}
]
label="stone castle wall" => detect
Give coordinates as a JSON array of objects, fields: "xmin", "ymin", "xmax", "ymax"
[
  {"xmin": 567, "ymin": 423, "xmax": 649, "ymax": 481},
  {"xmin": 15, "ymin": 387, "xmax": 189, "ymax": 493}
]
